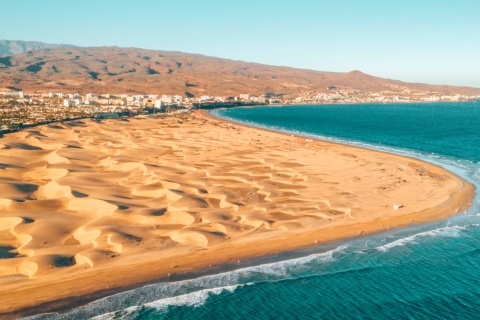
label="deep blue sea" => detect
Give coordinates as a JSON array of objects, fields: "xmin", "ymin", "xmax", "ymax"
[{"xmin": 26, "ymin": 102, "xmax": 480, "ymax": 320}]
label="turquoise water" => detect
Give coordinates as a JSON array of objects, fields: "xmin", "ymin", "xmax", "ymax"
[{"xmin": 26, "ymin": 102, "xmax": 480, "ymax": 320}]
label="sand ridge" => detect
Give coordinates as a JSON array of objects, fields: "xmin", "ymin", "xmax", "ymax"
[{"xmin": 0, "ymin": 113, "xmax": 474, "ymax": 317}]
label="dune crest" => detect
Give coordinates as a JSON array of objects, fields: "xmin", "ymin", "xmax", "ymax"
[
  {"xmin": 34, "ymin": 181, "xmax": 71, "ymax": 200},
  {"xmin": 0, "ymin": 199, "xmax": 12, "ymax": 210}
]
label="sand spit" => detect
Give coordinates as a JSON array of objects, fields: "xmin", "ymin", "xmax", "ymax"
[{"xmin": 0, "ymin": 113, "xmax": 474, "ymax": 317}]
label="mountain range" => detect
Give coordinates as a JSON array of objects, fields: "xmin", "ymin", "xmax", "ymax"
[
  {"xmin": 1, "ymin": 40, "xmax": 479, "ymax": 97},
  {"xmin": 0, "ymin": 39, "xmax": 73, "ymax": 56}
]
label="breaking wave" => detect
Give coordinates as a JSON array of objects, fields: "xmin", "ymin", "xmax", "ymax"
[
  {"xmin": 22, "ymin": 245, "xmax": 349, "ymax": 320},
  {"xmin": 376, "ymin": 226, "xmax": 465, "ymax": 252}
]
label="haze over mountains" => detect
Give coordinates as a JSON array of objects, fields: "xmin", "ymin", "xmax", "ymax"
[
  {"xmin": 0, "ymin": 40, "xmax": 73, "ymax": 56},
  {"xmin": 1, "ymin": 40, "xmax": 479, "ymax": 97}
]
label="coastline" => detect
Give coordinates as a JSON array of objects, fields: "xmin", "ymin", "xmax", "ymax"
[
  {"xmin": 205, "ymin": 107, "xmax": 475, "ymax": 207},
  {"xmin": 0, "ymin": 111, "xmax": 475, "ymax": 319}
]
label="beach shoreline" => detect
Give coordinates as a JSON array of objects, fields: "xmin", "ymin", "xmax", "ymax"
[{"xmin": 0, "ymin": 112, "xmax": 475, "ymax": 319}]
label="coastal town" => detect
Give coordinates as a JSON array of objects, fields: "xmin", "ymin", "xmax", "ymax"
[{"xmin": 1, "ymin": 88, "xmax": 478, "ymax": 133}]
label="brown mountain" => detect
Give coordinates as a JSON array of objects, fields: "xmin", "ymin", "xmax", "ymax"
[{"xmin": 0, "ymin": 45, "xmax": 479, "ymax": 97}]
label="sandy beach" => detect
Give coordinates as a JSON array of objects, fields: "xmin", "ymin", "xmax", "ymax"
[{"xmin": 0, "ymin": 112, "xmax": 474, "ymax": 318}]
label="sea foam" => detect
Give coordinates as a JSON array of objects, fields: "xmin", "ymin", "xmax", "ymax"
[
  {"xmin": 90, "ymin": 284, "xmax": 243, "ymax": 320},
  {"xmin": 21, "ymin": 245, "xmax": 349, "ymax": 320},
  {"xmin": 376, "ymin": 226, "xmax": 465, "ymax": 252}
]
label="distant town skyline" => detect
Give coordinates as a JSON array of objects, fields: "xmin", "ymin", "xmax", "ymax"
[{"xmin": 2, "ymin": 0, "xmax": 479, "ymax": 87}]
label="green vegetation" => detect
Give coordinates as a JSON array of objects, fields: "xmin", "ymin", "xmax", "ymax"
[
  {"xmin": 25, "ymin": 62, "xmax": 45, "ymax": 74},
  {"xmin": 0, "ymin": 56, "xmax": 12, "ymax": 67},
  {"xmin": 146, "ymin": 67, "xmax": 159, "ymax": 75},
  {"xmin": 88, "ymin": 71, "xmax": 100, "ymax": 80},
  {"xmin": 53, "ymin": 256, "xmax": 76, "ymax": 267}
]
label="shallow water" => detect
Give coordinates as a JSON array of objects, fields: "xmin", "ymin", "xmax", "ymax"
[{"xmin": 26, "ymin": 102, "xmax": 480, "ymax": 319}]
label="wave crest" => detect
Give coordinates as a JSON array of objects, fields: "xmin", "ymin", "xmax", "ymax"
[{"xmin": 376, "ymin": 226, "xmax": 465, "ymax": 252}]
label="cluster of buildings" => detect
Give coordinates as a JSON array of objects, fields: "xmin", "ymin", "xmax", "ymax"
[
  {"xmin": 1, "ymin": 88, "xmax": 479, "ymax": 133},
  {"xmin": 293, "ymin": 89, "xmax": 479, "ymax": 104}
]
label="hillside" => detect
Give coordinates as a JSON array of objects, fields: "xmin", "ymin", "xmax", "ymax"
[{"xmin": 0, "ymin": 45, "xmax": 479, "ymax": 97}]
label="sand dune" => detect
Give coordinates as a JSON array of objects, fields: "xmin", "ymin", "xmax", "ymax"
[{"xmin": 0, "ymin": 113, "xmax": 474, "ymax": 317}]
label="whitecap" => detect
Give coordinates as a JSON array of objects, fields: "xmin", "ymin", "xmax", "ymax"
[
  {"xmin": 91, "ymin": 284, "xmax": 243, "ymax": 320},
  {"xmin": 21, "ymin": 245, "xmax": 349, "ymax": 320},
  {"xmin": 376, "ymin": 226, "xmax": 465, "ymax": 252}
]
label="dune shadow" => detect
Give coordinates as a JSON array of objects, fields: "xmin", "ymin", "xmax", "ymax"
[
  {"xmin": 22, "ymin": 217, "xmax": 35, "ymax": 224},
  {"xmin": 6, "ymin": 143, "xmax": 43, "ymax": 150},
  {"xmin": 48, "ymin": 124, "xmax": 64, "ymax": 129},
  {"xmin": 65, "ymin": 121, "xmax": 86, "ymax": 127},
  {"xmin": 27, "ymin": 130, "xmax": 48, "ymax": 138},
  {"xmin": 121, "ymin": 233, "xmax": 142, "ymax": 243},
  {"xmin": 0, "ymin": 163, "xmax": 21, "ymax": 169},
  {"xmin": 152, "ymin": 208, "xmax": 167, "ymax": 216},
  {"xmin": 15, "ymin": 183, "xmax": 39, "ymax": 193},
  {"xmin": 0, "ymin": 246, "xmax": 19, "ymax": 259},
  {"xmin": 71, "ymin": 190, "xmax": 89, "ymax": 198}
]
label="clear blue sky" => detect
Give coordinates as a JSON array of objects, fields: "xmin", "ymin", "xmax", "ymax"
[{"xmin": 2, "ymin": 0, "xmax": 480, "ymax": 87}]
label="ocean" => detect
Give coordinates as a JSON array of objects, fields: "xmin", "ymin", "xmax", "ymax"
[{"xmin": 25, "ymin": 102, "xmax": 480, "ymax": 319}]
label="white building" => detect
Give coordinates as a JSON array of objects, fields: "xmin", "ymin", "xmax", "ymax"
[
  {"xmin": 422, "ymin": 96, "xmax": 440, "ymax": 102},
  {"xmin": 269, "ymin": 98, "xmax": 281, "ymax": 104},
  {"xmin": 250, "ymin": 96, "xmax": 266, "ymax": 103},
  {"xmin": 63, "ymin": 99, "xmax": 75, "ymax": 107},
  {"xmin": 256, "ymin": 96, "xmax": 266, "ymax": 103},
  {"xmin": 97, "ymin": 99, "xmax": 110, "ymax": 105},
  {"xmin": 200, "ymin": 96, "xmax": 213, "ymax": 102},
  {"xmin": 161, "ymin": 95, "xmax": 173, "ymax": 104},
  {"xmin": 2, "ymin": 91, "xmax": 24, "ymax": 98},
  {"xmin": 154, "ymin": 100, "xmax": 165, "ymax": 109},
  {"xmin": 109, "ymin": 99, "xmax": 125, "ymax": 105},
  {"xmin": 86, "ymin": 93, "xmax": 96, "ymax": 99},
  {"xmin": 239, "ymin": 94, "xmax": 250, "ymax": 101}
]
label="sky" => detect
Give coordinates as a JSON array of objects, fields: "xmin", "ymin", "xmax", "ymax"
[{"xmin": 2, "ymin": 0, "xmax": 480, "ymax": 87}]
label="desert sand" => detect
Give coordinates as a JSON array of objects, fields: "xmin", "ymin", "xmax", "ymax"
[{"xmin": 0, "ymin": 112, "xmax": 474, "ymax": 318}]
